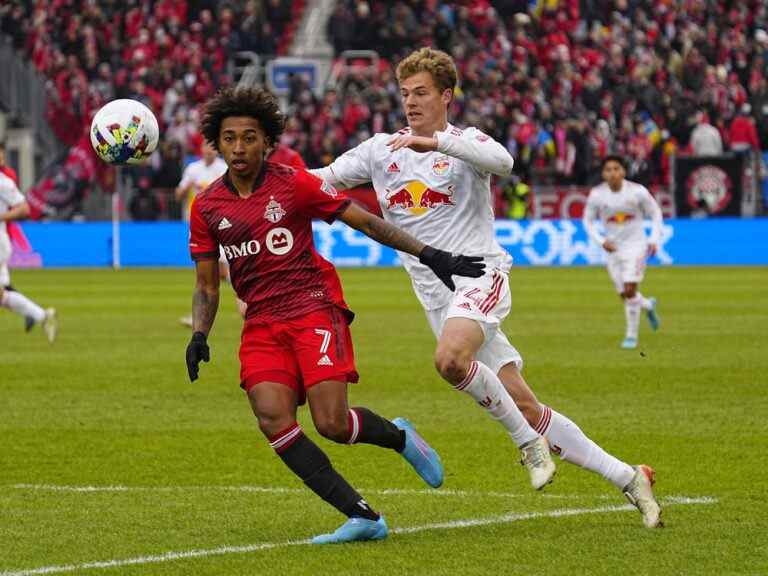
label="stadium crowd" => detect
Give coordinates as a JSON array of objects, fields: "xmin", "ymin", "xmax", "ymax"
[
  {"xmin": 1, "ymin": 0, "xmax": 767, "ymax": 217},
  {"xmin": 320, "ymin": 0, "xmax": 768, "ymax": 188}
]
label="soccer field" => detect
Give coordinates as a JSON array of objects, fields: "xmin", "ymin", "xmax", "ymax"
[{"xmin": 1, "ymin": 266, "xmax": 766, "ymax": 575}]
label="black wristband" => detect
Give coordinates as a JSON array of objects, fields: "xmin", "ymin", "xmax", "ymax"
[{"xmin": 418, "ymin": 245, "xmax": 438, "ymax": 264}]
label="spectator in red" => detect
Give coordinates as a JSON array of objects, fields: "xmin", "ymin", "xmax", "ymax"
[{"xmin": 729, "ymin": 104, "xmax": 761, "ymax": 153}]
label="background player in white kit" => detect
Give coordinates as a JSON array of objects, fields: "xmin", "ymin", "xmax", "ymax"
[
  {"xmin": 0, "ymin": 172, "xmax": 57, "ymax": 342},
  {"xmin": 176, "ymin": 141, "xmax": 236, "ymax": 326},
  {"xmin": 175, "ymin": 141, "xmax": 228, "ymax": 221},
  {"xmin": 583, "ymin": 156, "xmax": 663, "ymax": 350},
  {"xmin": 313, "ymin": 47, "xmax": 662, "ymax": 527}
]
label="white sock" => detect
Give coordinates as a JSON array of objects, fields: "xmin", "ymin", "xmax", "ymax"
[
  {"xmin": 535, "ymin": 406, "xmax": 634, "ymax": 489},
  {"xmin": 624, "ymin": 295, "xmax": 642, "ymax": 339},
  {"xmin": 635, "ymin": 291, "xmax": 653, "ymax": 310},
  {"xmin": 1, "ymin": 290, "xmax": 46, "ymax": 322},
  {"xmin": 455, "ymin": 361, "xmax": 539, "ymax": 447}
]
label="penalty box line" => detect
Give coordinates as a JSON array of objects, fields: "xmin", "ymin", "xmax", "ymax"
[{"xmin": 0, "ymin": 496, "xmax": 716, "ymax": 576}]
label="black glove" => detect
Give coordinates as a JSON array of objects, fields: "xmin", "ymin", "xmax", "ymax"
[
  {"xmin": 419, "ymin": 246, "xmax": 485, "ymax": 291},
  {"xmin": 186, "ymin": 331, "xmax": 210, "ymax": 382}
]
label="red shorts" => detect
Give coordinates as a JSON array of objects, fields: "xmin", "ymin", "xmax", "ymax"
[{"xmin": 239, "ymin": 306, "xmax": 359, "ymax": 404}]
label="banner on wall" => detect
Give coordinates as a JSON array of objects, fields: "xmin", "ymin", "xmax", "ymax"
[
  {"xmin": 529, "ymin": 186, "xmax": 676, "ymax": 219},
  {"xmin": 12, "ymin": 218, "xmax": 768, "ymax": 268}
]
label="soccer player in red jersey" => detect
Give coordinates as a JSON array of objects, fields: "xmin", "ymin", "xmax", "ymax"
[
  {"xmin": 185, "ymin": 86, "xmax": 485, "ymax": 544},
  {"xmin": 267, "ymin": 143, "xmax": 306, "ymax": 170}
]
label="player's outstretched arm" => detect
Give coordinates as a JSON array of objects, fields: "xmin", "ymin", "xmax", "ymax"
[
  {"xmin": 186, "ymin": 259, "xmax": 220, "ymax": 381},
  {"xmin": 338, "ymin": 202, "xmax": 485, "ymax": 291}
]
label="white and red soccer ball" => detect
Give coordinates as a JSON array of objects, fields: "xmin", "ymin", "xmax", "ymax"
[{"xmin": 90, "ymin": 99, "xmax": 159, "ymax": 165}]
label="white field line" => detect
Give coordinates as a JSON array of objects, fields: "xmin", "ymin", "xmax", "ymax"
[
  {"xmin": 7, "ymin": 484, "xmax": 615, "ymax": 500},
  {"xmin": 0, "ymin": 496, "xmax": 716, "ymax": 576}
]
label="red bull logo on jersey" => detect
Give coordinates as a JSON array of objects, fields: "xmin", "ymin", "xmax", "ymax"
[
  {"xmin": 431, "ymin": 156, "xmax": 451, "ymax": 176},
  {"xmin": 607, "ymin": 212, "xmax": 635, "ymax": 224},
  {"xmin": 384, "ymin": 181, "xmax": 455, "ymax": 216}
]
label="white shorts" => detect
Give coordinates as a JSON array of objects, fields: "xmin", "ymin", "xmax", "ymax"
[
  {"xmin": 425, "ymin": 269, "xmax": 523, "ymax": 373},
  {"xmin": 0, "ymin": 236, "xmax": 11, "ymax": 286},
  {"xmin": 606, "ymin": 247, "xmax": 647, "ymax": 293},
  {"xmin": 0, "ymin": 262, "xmax": 9, "ymax": 286}
]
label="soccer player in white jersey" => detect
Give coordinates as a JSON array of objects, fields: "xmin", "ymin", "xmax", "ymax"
[
  {"xmin": 176, "ymin": 141, "xmax": 235, "ymax": 327},
  {"xmin": 0, "ymin": 172, "xmax": 57, "ymax": 342},
  {"xmin": 583, "ymin": 156, "xmax": 663, "ymax": 350},
  {"xmin": 176, "ymin": 141, "xmax": 229, "ymax": 221},
  {"xmin": 312, "ymin": 47, "xmax": 662, "ymax": 527}
]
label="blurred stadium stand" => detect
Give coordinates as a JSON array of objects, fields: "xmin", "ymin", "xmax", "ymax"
[{"xmin": 0, "ymin": 0, "xmax": 766, "ymax": 220}]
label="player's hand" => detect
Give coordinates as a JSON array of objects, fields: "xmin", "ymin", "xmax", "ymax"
[
  {"xmin": 186, "ymin": 331, "xmax": 210, "ymax": 382},
  {"xmin": 647, "ymin": 243, "xmax": 658, "ymax": 257},
  {"xmin": 387, "ymin": 135, "xmax": 438, "ymax": 153},
  {"xmin": 603, "ymin": 240, "xmax": 617, "ymax": 253},
  {"xmin": 419, "ymin": 246, "xmax": 485, "ymax": 291}
]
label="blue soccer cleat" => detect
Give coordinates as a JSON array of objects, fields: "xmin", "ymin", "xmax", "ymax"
[
  {"xmin": 311, "ymin": 516, "xmax": 389, "ymax": 544},
  {"xmin": 621, "ymin": 337, "xmax": 638, "ymax": 349},
  {"xmin": 392, "ymin": 417, "xmax": 444, "ymax": 488},
  {"xmin": 646, "ymin": 297, "xmax": 660, "ymax": 331}
]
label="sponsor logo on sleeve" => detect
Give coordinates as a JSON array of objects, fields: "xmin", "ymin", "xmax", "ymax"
[{"xmin": 320, "ymin": 180, "xmax": 338, "ymax": 198}]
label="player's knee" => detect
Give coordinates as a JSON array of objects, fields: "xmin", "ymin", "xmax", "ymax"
[
  {"xmin": 434, "ymin": 347, "xmax": 472, "ymax": 385},
  {"xmin": 623, "ymin": 285, "xmax": 637, "ymax": 299},
  {"xmin": 256, "ymin": 414, "xmax": 291, "ymax": 439},
  {"xmin": 314, "ymin": 414, "xmax": 350, "ymax": 443}
]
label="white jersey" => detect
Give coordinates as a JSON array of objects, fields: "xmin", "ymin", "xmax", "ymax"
[
  {"xmin": 582, "ymin": 180, "xmax": 662, "ymax": 251},
  {"xmin": 0, "ymin": 172, "xmax": 25, "ymax": 259},
  {"xmin": 311, "ymin": 124, "xmax": 514, "ymax": 310},
  {"xmin": 179, "ymin": 157, "xmax": 227, "ymax": 220}
]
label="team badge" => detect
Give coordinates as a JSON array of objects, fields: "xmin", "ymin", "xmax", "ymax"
[
  {"xmin": 686, "ymin": 165, "xmax": 733, "ymax": 214},
  {"xmin": 264, "ymin": 197, "xmax": 286, "ymax": 223},
  {"xmin": 431, "ymin": 156, "xmax": 451, "ymax": 176}
]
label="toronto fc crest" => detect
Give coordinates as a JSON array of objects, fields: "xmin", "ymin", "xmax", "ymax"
[{"xmin": 264, "ymin": 197, "xmax": 286, "ymax": 223}]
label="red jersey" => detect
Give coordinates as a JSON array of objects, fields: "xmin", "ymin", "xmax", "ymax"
[
  {"xmin": 269, "ymin": 145, "xmax": 306, "ymax": 170},
  {"xmin": 189, "ymin": 162, "xmax": 353, "ymax": 323}
]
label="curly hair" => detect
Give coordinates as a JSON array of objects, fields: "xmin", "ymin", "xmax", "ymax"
[
  {"xmin": 601, "ymin": 155, "xmax": 627, "ymax": 171},
  {"xmin": 395, "ymin": 47, "xmax": 458, "ymax": 94},
  {"xmin": 200, "ymin": 86, "xmax": 285, "ymax": 150}
]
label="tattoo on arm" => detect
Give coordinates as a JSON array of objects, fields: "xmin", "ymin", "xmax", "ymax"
[
  {"xmin": 362, "ymin": 215, "xmax": 425, "ymax": 257},
  {"xmin": 192, "ymin": 287, "xmax": 219, "ymax": 335}
]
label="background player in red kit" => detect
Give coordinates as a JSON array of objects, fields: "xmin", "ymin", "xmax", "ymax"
[{"xmin": 186, "ymin": 86, "xmax": 485, "ymax": 544}]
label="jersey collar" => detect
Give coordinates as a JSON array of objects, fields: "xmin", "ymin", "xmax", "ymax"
[{"xmin": 223, "ymin": 162, "xmax": 268, "ymax": 197}]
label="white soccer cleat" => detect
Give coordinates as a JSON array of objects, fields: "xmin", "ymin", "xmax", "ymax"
[
  {"xmin": 621, "ymin": 337, "xmax": 637, "ymax": 349},
  {"xmin": 179, "ymin": 315, "xmax": 193, "ymax": 328},
  {"xmin": 623, "ymin": 464, "xmax": 663, "ymax": 528},
  {"xmin": 42, "ymin": 308, "xmax": 58, "ymax": 344},
  {"xmin": 520, "ymin": 436, "xmax": 556, "ymax": 490}
]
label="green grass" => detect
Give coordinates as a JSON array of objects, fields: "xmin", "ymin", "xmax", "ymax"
[{"xmin": 1, "ymin": 266, "xmax": 767, "ymax": 575}]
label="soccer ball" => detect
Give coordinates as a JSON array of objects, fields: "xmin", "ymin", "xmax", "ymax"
[{"xmin": 90, "ymin": 99, "xmax": 159, "ymax": 165}]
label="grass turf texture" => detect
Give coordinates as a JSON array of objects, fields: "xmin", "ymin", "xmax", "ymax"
[{"xmin": 1, "ymin": 266, "xmax": 766, "ymax": 575}]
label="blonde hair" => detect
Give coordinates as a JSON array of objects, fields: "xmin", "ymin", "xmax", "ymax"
[{"xmin": 396, "ymin": 47, "xmax": 458, "ymax": 94}]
